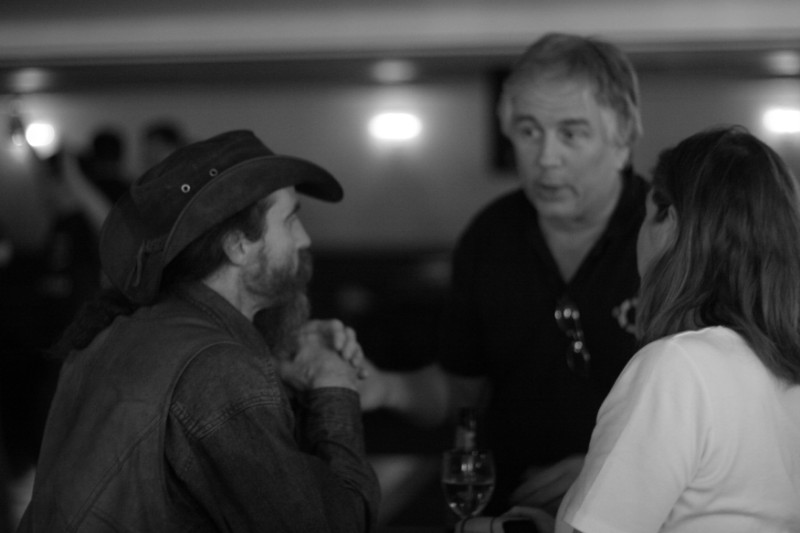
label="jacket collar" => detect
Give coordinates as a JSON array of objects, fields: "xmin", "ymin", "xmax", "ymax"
[{"xmin": 172, "ymin": 281, "xmax": 270, "ymax": 358}]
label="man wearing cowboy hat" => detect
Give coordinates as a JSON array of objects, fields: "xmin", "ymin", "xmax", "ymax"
[{"xmin": 18, "ymin": 130, "xmax": 381, "ymax": 532}]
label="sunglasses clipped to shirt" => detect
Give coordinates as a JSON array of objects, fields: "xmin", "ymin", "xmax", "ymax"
[{"xmin": 554, "ymin": 296, "xmax": 591, "ymax": 378}]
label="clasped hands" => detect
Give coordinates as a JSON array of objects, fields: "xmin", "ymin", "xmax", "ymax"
[{"xmin": 278, "ymin": 319, "xmax": 371, "ymax": 392}]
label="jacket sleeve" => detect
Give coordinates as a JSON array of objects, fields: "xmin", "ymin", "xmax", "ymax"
[{"xmin": 165, "ymin": 344, "xmax": 380, "ymax": 533}]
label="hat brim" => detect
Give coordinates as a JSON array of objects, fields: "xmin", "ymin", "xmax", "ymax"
[
  {"xmin": 165, "ymin": 155, "xmax": 342, "ymax": 266},
  {"xmin": 100, "ymin": 154, "xmax": 342, "ymax": 304}
]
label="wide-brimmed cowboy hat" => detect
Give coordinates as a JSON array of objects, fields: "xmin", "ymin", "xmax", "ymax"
[{"xmin": 100, "ymin": 129, "xmax": 343, "ymax": 304}]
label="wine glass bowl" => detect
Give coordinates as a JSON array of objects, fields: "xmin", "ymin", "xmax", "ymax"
[{"xmin": 441, "ymin": 449, "xmax": 496, "ymax": 519}]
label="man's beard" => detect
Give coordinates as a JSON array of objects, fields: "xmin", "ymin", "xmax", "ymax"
[
  {"xmin": 254, "ymin": 292, "xmax": 310, "ymax": 360},
  {"xmin": 247, "ymin": 247, "xmax": 312, "ymax": 305},
  {"xmin": 251, "ymin": 250, "xmax": 312, "ymax": 359}
]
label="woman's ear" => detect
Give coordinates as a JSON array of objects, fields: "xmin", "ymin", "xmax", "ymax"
[{"xmin": 663, "ymin": 204, "xmax": 679, "ymax": 246}]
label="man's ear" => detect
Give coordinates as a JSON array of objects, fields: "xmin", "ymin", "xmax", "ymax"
[
  {"xmin": 222, "ymin": 230, "xmax": 250, "ymax": 267},
  {"xmin": 611, "ymin": 142, "xmax": 631, "ymax": 174},
  {"xmin": 497, "ymin": 97, "xmax": 514, "ymax": 140}
]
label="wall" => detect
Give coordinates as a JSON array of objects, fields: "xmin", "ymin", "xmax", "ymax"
[
  {"xmin": 637, "ymin": 73, "xmax": 800, "ymax": 175},
  {"xmin": 5, "ymin": 75, "xmax": 516, "ymax": 251},
  {"xmin": 4, "ymin": 67, "xmax": 800, "ymax": 251}
]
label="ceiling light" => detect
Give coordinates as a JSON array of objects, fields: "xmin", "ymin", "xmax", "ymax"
[
  {"xmin": 766, "ymin": 51, "xmax": 800, "ymax": 77},
  {"xmin": 9, "ymin": 68, "xmax": 53, "ymax": 93},
  {"xmin": 368, "ymin": 112, "xmax": 422, "ymax": 141},
  {"xmin": 763, "ymin": 107, "xmax": 800, "ymax": 134},
  {"xmin": 371, "ymin": 60, "xmax": 418, "ymax": 84},
  {"xmin": 26, "ymin": 122, "xmax": 56, "ymax": 148}
]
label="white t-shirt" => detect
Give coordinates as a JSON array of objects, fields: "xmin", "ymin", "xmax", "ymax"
[{"xmin": 557, "ymin": 327, "xmax": 800, "ymax": 533}]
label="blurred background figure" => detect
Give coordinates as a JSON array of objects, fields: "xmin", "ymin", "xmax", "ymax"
[
  {"xmin": 0, "ymin": 131, "xmax": 108, "ymax": 529},
  {"xmin": 0, "ymin": 414, "xmax": 13, "ymax": 533},
  {"xmin": 42, "ymin": 149, "xmax": 112, "ymax": 238},
  {"xmin": 140, "ymin": 119, "xmax": 188, "ymax": 170},
  {"xmin": 77, "ymin": 127, "xmax": 132, "ymax": 203}
]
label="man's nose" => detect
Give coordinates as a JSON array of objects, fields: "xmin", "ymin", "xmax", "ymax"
[{"xmin": 537, "ymin": 133, "xmax": 563, "ymax": 167}]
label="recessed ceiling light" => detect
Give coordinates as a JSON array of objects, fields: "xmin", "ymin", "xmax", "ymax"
[
  {"xmin": 766, "ymin": 50, "xmax": 800, "ymax": 76},
  {"xmin": 371, "ymin": 60, "xmax": 418, "ymax": 84},
  {"xmin": 764, "ymin": 107, "xmax": 800, "ymax": 134},
  {"xmin": 9, "ymin": 68, "xmax": 53, "ymax": 92},
  {"xmin": 368, "ymin": 112, "xmax": 422, "ymax": 141}
]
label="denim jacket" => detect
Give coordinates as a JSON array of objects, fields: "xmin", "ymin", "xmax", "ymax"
[{"xmin": 18, "ymin": 282, "xmax": 380, "ymax": 532}]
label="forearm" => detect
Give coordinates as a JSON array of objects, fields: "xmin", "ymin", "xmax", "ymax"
[
  {"xmin": 302, "ymin": 388, "xmax": 381, "ymax": 531},
  {"xmin": 372, "ymin": 364, "xmax": 450, "ymax": 427},
  {"xmin": 170, "ymin": 390, "xmax": 379, "ymax": 532},
  {"xmin": 62, "ymin": 153, "xmax": 111, "ymax": 234},
  {"xmin": 373, "ymin": 364, "xmax": 486, "ymax": 428}
]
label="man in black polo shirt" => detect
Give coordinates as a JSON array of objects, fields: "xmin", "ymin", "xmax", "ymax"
[{"xmin": 358, "ymin": 32, "xmax": 647, "ymax": 523}]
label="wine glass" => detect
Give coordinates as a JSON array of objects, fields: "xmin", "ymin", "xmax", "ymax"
[{"xmin": 441, "ymin": 449, "xmax": 496, "ymax": 519}]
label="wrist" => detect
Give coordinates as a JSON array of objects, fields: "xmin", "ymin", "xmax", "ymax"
[
  {"xmin": 310, "ymin": 373, "xmax": 358, "ymax": 391},
  {"xmin": 388, "ymin": 372, "xmax": 411, "ymax": 411}
]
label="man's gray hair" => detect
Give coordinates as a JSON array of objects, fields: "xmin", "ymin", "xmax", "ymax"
[{"xmin": 499, "ymin": 32, "xmax": 643, "ymax": 147}]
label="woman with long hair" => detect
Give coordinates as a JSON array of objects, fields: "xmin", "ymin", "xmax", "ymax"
[{"xmin": 554, "ymin": 125, "xmax": 800, "ymax": 532}]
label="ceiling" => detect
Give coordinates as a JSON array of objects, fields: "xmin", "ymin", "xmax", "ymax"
[{"xmin": 1, "ymin": 0, "xmax": 799, "ymax": 92}]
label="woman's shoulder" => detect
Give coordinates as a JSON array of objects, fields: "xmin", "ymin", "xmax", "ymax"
[
  {"xmin": 630, "ymin": 327, "xmax": 762, "ymax": 385},
  {"xmin": 643, "ymin": 327, "xmax": 747, "ymax": 359}
]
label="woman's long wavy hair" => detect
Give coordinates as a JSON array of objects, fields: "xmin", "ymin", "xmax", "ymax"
[{"xmin": 637, "ymin": 125, "xmax": 800, "ymax": 384}]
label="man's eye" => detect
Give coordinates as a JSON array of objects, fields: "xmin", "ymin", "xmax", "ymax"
[
  {"xmin": 561, "ymin": 128, "xmax": 589, "ymax": 142},
  {"xmin": 515, "ymin": 124, "xmax": 539, "ymax": 139}
]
